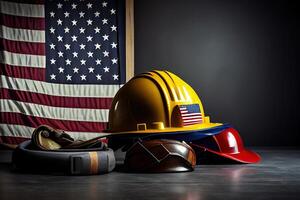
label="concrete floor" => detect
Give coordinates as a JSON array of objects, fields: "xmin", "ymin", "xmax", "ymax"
[{"xmin": 0, "ymin": 148, "xmax": 299, "ymax": 200}]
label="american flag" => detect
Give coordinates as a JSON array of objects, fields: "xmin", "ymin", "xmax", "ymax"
[
  {"xmin": 179, "ymin": 104, "xmax": 203, "ymax": 126},
  {"xmin": 0, "ymin": 0, "xmax": 125, "ymax": 145}
]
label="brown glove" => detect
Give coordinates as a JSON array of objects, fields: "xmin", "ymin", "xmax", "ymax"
[{"xmin": 31, "ymin": 125, "xmax": 107, "ymax": 150}]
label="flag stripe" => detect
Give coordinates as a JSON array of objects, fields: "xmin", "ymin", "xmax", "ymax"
[
  {"xmin": 0, "ymin": 64, "xmax": 45, "ymax": 81},
  {"xmin": 0, "ymin": 38, "xmax": 45, "ymax": 55},
  {"xmin": 0, "ymin": 25, "xmax": 45, "ymax": 43},
  {"xmin": 0, "ymin": 1, "xmax": 44, "ymax": 18},
  {"xmin": 0, "ymin": 50, "xmax": 45, "ymax": 68},
  {"xmin": 0, "ymin": 99, "xmax": 109, "ymax": 122},
  {"xmin": 0, "ymin": 124, "xmax": 108, "ymax": 141},
  {"xmin": 0, "ymin": 88, "xmax": 113, "ymax": 109},
  {"xmin": 0, "ymin": 13, "xmax": 45, "ymax": 30},
  {"xmin": 183, "ymin": 122, "xmax": 203, "ymax": 126},
  {"xmin": 182, "ymin": 113, "xmax": 202, "ymax": 117},
  {"xmin": 0, "ymin": 112, "xmax": 108, "ymax": 133},
  {"xmin": 0, "ymin": 135, "xmax": 29, "ymax": 144},
  {"xmin": 182, "ymin": 116, "xmax": 203, "ymax": 120},
  {"xmin": 0, "ymin": 75, "xmax": 121, "ymax": 97},
  {"xmin": 183, "ymin": 119, "xmax": 202, "ymax": 123},
  {"xmin": 1, "ymin": 0, "xmax": 45, "ymax": 5}
]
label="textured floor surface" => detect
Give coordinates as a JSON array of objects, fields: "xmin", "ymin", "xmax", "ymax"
[{"xmin": 0, "ymin": 148, "xmax": 299, "ymax": 200}]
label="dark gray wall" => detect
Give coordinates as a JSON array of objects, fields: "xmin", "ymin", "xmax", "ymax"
[{"xmin": 134, "ymin": 0, "xmax": 300, "ymax": 146}]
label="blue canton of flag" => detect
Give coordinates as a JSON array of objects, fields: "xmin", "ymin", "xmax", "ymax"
[
  {"xmin": 45, "ymin": 0, "xmax": 125, "ymax": 84},
  {"xmin": 179, "ymin": 104, "xmax": 203, "ymax": 126}
]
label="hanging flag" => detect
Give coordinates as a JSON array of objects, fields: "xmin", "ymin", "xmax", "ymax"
[{"xmin": 0, "ymin": 0, "xmax": 126, "ymax": 144}]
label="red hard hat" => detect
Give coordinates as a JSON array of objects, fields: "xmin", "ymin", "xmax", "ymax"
[{"xmin": 190, "ymin": 128, "xmax": 261, "ymax": 164}]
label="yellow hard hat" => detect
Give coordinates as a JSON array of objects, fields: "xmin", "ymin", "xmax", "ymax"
[{"xmin": 106, "ymin": 70, "xmax": 222, "ymax": 134}]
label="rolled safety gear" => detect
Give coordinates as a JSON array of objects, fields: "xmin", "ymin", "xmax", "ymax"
[
  {"xmin": 12, "ymin": 141, "xmax": 115, "ymax": 175},
  {"xmin": 190, "ymin": 128, "xmax": 261, "ymax": 164},
  {"xmin": 12, "ymin": 125, "xmax": 115, "ymax": 175},
  {"xmin": 124, "ymin": 139, "xmax": 196, "ymax": 173}
]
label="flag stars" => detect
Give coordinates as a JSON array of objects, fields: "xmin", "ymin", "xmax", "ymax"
[
  {"xmin": 79, "ymin": 27, "xmax": 85, "ymax": 33},
  {"xmin": 87, "ymin": 52, "xmax": 93, "ymax": 57},
  {"xmin": 87, "ymin": 19, "xmax": 93, "ymax": 25},
  {"xmin": 71, "ymin": 35, "xmax": 77, "ymax": 41},
  {"xmin": 80, "ymin": 74, "xmax": 87, "ymax": 80},
  {"xmin": 88, "ymin": 67, "xmax": 95, "ymax": 73},
  {"xmin": 103, "ymin": 51, "xmax": 109, "ymax": 57},
  {"xmin": 79, "ymin": 12, "xmax": 85, "ymax": 18},
  {"xmin": 86, "ymin": 36, "xmax": 93, "ymax": 42},
  {"xmin": 57, "ymin": 35, "xmax": 63, "ymax": 41},
  {"xmin": 57, "ymin": 19, "xmax": 63, "ymax": 25},
  {"xmin": 64, "ymin": 27, "xmax": 70, "ymax": 33},
  {"xmin": 112, "ymin": 74, "xmax": 119, "ymax": 80},
  {"xmin": 47, "ymin": 2, "xmax": 120, "ymax": 84},
  {"xmin": 49, "ymin": 43, "xmax": 55, "ymax": 49},
  {"xmin": 58, "ymin": 51, "xmax": 64, "ymax": 57},
  {"xmin": 111, "ymin": 25, "xmax": 117, "ymax": 31},
  {"xmin": 66, "ymin": 74, "xmax": 72, "ymax": 81},
  {"xmin": 50, "ymin": 27, "xmax": 55, "ymax": 33},
  {"xmin": 80, "ymin": 59, "xmax": 86, "ymax": 65},
  {"xmin": 50, "ymin": 59, "xmax": 56, "ymax": 64},
  {"xmin": 111, "ymin": 58, "xmax": 118, "ymax": 64},
  {"xmin": 103, "ymin": 66, "xmax": 110, "ymax": 72},
  {"xmin": 71, "ymin": 20, "xmax": 77, "ymax": 26},
  {"xmin": 64, "ymin": 11, "xmax": 70, "ymax": 17},
  {"xmin": 57, "ymin": 3, "xmax": 63, "ymax": 8},
  {"xmin": 94, "ymin": 43, "xmax": 101, "ymax": 49},
  {"xmin": 80, "ymin": 44, "xmax": 86, "ymax": 49},
  {"xmin": 95, "ymin": 59, "xmax": 101, "ymax": 65},
  {"xmin": 65, "ymin": 59, "xmax": 71, "ymax": 65},
  {"xmin": 111, "ymin": 9, "xmax": 116, "ymax": 14},
  {"xmin": 71, "ymin": 3, "xmax": 77, "ymax": 9},
  {"xmin": 65, "ymin": 44, "xmax": 71, "ymax": 50},
  {"xmin": 58, "ymin": 67, "xmax": 64, "ymax": 73},
  {"xmin": 102, "ymin": 18, "xmax": 108, "ymax": 24},
  {"xmin": 94, "ymin": 27, "xmax": 100, "ymax": 33},
  {"xmin": 50, "ymin": 74, "xmax": 56, "ymax": 80},
  {"xmin": 87, "ymin": 3, "xmax": 93, "ymax": 9},
  {"xmin": 73, "ymin": 67, "xmax": 79, "ymax": 73},
  {"xmin": 102, "ymin": 34, "xmax": 109, "ymax": 41},
  {"xmin": 96, "ymin": 74, "xmax": 102, "ymax": 80},
  {"xmin": 72, "ymin": 52, "xmax": 78, "ymax": 58},
  {"xmin": 111, "ymin": 42, "xmax": 117, "ymax": 48}
]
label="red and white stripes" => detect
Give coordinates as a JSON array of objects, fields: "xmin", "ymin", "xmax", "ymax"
[
  {"xmin": 179, "ymin": 106, "xmax": 202, "ymax": 126},
  {"xmin": 0, "ymin": 0, "xmax": 119, "ymax": 144}
]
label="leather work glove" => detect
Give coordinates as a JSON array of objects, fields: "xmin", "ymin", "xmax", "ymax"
[{"xmin": 31, "ymin": 125, "xmax": 107, "ymax": 151}]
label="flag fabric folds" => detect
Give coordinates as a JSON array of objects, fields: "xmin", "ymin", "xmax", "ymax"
[{"xmin": 0, "ymin": 0, "xmax": 125, "ymax": 144}]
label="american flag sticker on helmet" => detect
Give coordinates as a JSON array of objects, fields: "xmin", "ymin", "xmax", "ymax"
[{"xmin": 179, "ymin": 104, "xmax": 203, "ymax": 126}]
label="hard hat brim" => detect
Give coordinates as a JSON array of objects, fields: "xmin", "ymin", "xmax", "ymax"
[
  {"xmin": 107, "ymin": 123, "xmax": 232, "ymax": 141},
  {"xmin": 196, "ymin": 145, "xmax": 261, "ymax": 164},
  {"xmin": 106, "ymin": 123, "xmax": 226, "ymax": 135}
]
